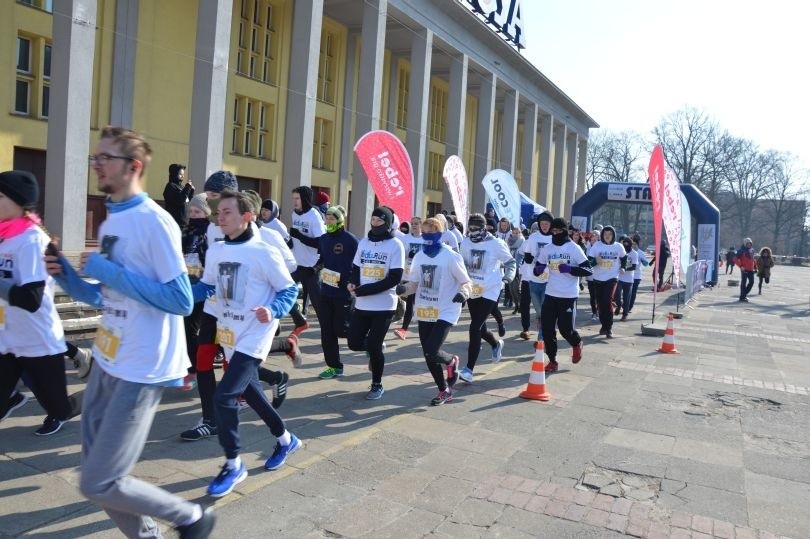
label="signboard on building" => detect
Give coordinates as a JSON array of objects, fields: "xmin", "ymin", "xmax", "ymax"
[{"xmin": 463, "ymin": 0, "xmax": 525, "ymax": 49}]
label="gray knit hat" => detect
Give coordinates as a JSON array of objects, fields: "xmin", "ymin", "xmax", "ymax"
[
  {"xmin": 188, "ymin": 194, "xmax": 210, "ymax": 216},
  {"xmin": 203, "ymin": 170, "xmax": 238, "ymax": 193}
]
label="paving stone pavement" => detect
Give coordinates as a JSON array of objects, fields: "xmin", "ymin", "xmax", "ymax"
[{"xmin": 2, "ymin": 266, "xmax": 809, "ymax": 538}]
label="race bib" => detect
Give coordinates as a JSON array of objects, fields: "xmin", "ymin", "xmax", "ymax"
[
  {"xmin": 184, "ymin": 253, "xmax": 203, "ymax": 278},
  {"xmin": 362, "ymin": 266, "xmax": 386, "ymax": 280},
  {"xmin": 471, "ymin": 284, "xmax": 484, "ymax": 298},
  {"xmin": 0, "ymin": 299, "xmax": 6, "ymax": 330},
  {"xmin": 321, "ymin": 268, "xmax": 340, "ymax": 288},
  {"xmin": 598, "ymin": 258, "xmax": 614, "ymax": 269},
  {"xmin": 93, "ymin": 321, "xmax": 122, "ymax": 365},
  {"xmin": 216, "ymin": 327, "xmax": 235, "ymax": 348},
  {"xmin": 416, "ymin": 306, "xmax": 439, "ymax": 322},
  {"xmin": 549, "ymin": 260, "xmax": 562, "ymax": 272}
]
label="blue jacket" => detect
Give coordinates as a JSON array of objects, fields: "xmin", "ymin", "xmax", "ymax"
[{"xmin": 319, "ymin": 228, "xmax": 359, "ymax": 300}]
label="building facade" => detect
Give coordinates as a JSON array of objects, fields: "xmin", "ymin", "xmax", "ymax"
[{"xmin": 1, "ymin": 0, "xmax": 597, "ymax": 249}]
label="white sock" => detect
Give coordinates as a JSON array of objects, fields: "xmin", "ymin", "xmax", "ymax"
[
  {"xmin": 278, "ymin": 430, "xmax": 291, "ymax": 446},
  {"xmin": 178, "ymin": 504, "xmax": 203, "ymax": 527},
  {"xmin": 226, "ymin": 456, "xmax": 241, "ymax": 470}
]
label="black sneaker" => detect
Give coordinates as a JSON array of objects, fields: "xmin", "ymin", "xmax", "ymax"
[
  {"xmin": 177, "ymin": 508, "xmax": 216, "ymax": 539},
  {"xmin": 430, "ymin": 388, "xmax": 453, "ymax": 406},
  {"xmin": 181, "ymin": 419, "xmax": 218, "ymax": 441},
  {"xmin": 35, "ymin": 417, "xmax": 64, "ymax": 436},
  {"xmin": 272, "ymin": 372, "xmax": 289, "ymax": 409},
  {"xmin": 2, "ymin": 392, "xmax": 29, "ymax": 422},
  {"xmin": 498, "ymin": 324, "xmax": 506, "ymax": 337}
]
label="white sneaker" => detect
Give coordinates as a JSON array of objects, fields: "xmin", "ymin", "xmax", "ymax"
[
  {"xmin": 491, "ymin": 339, "xmax": 504, "ymax": 363},
  {"xmin": 459, "ymin": 367, "xmax": 474, "ymax": 383},
  {"xmin": 591, "ymin": 314, "xmax": 598, "ymax": 322}
]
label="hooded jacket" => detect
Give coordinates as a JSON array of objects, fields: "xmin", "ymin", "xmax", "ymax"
[
  {"xmin": 292, "ymin": 186, "xmax": 314, "ymax": 215},
  {"xmin": 163, "ymin": 168, "xmax": 194, "ymax": 228}
]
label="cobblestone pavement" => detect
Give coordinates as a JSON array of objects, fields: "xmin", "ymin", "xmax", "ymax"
[{"xmin": 2, "ymin": 266, "xmax": 809, "ymax": 538}]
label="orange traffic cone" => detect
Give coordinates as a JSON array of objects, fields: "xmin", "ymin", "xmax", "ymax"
[
  {"xmin": 657, "ymin": 314, "xmax": 680, "ymax": 354},
  {"xmin": 519, "ymin": 341, "xmax": 551, "ymax": 401}
]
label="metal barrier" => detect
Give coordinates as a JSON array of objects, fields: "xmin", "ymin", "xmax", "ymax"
[{"xmin": 684, "ymin": 259, "xmax": 709, "ymax": 303}]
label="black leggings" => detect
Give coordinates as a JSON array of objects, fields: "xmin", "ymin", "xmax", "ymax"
[
  {"xmin": 540, "ymin": 296, "xmax": 581, "ymax": 361},
  {"xmin": 418, "ymin": 320, "xmax": 454, "ymax": 391},
  {"xmin": 184, "ymin": 301, "xmax": 205, "ymax": 374},
  {"xmin": 587, "ymin": 280, "xmax": 598, "ymax": 315},
  {"xmin": 400, "ymin": 294, "xmax": 415, "ymax": 331},
  {"xmin": 317, "ymin": 293, "xmax": 353, "ymax": 369},
  {"xmin": 616, "ymin": 280, "xmax": 633, "ymax": 315},
  {"xmin": 491, "ymin": 303, "xmax": 503, "ymax": 326},
  {"xmin": 348, "ymin": 308, "xmax": 394, "ymax": 385},
  {"xmin": 594, "ymin": 279, "xmax": 618, "ymax": 330},
  {"xmin": 520, "ymin": 280, "xmax": 532, "ymax": 331},
  {"xmin": 466, "ymin": 297, "xmax": 498, "ymax": 370},
  {"xmin": 290, "ymin": 266, "xmax": 320, "ymax": 327},
  {"xmin": 757, "ymin": 274, "xmax": 770, "ymax": 292},
  {"xmin": 0, "ymin": 352, "xmax": 72, "ymax": 421}
]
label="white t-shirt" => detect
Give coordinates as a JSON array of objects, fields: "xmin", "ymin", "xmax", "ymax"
[
  {"xmin": 202, "ymin": 236, "xmax": 295, "ymax": 361},
  {"xmin": 352, "ymin": 236, "xmax": 405, "ymax": 311},
  {"xmin": 460, "ymin": 236, "xmax": 513, "ymax": 302},
  {"xmin": 290, "ymin": 208, "xmax": 326, "ymax": 268},
  {"xmin": 619, "ymin": 249, "xmax": 639, "ymax": 284},
  {"xmin": 450, "ymin": 227, "xmax": 463, "ymax": 246},
  {"xmin": 634, "ymin": 248, "xmax": 648, "ymax": 280},
  {"xmin": 0, "ymin": 227, "xmax": 65, "ymax": 357},
  {"xmin": 91, "ymin": 198, "xmax": 189, "ymax": 383},
  {"xmin": 206, "ymin": 222, "xmax": 225, "ymax": 246},
  {"xmin": 538, "ymin": 240, "xmax": 588, "ymax": 299},
  {"xmin": 402, "ymin": 234, "xmax": 424, "ymax": 280},
  {"xmin": 263, "ymin": 218, "xmax": 289, "ymax": 240},
  {"xmin": 441, "ymin": 230, "xmax": 459, "ymax": 250},
  {"xmin": 256, "ymin": 223, "xmax": 296, "ymax": 273},
  {"xmin": 519, "ymin": 232, "xmax": 552, "ymax": 283},
  {"xmin": 407, "ymin": 246, "xmax": 469, "ymax": 324},
  {"xmin": 588, "ymin": 241, "xmax": 627, "ymax": 281}
]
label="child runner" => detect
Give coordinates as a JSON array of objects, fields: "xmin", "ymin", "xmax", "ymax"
[
  {"xmin": 628, "ymin": 236, "xmax": 649, "ymax": 314},
  {"xmin": 616, "ymin": 236, "xmax": 638, "ymax": 321},
  {"xmin": 756, "ymin": 246, "xmax": 774, "ymax": 295},
  {"xmin": 517, "ymin": 212, "xmax": 553, "ymax": 340},
  {"xmin": 587, "ymin": 226, "xmax": 626, "ymax": 338},
  {"xmin": 458, "ymin": 213, "xmax": 516, "ymax": 383},
  {"xmin": 399, "ymin": 217, "xmax": 471, "ymax": 405},
  {"xmin": 533, "ymin": 218, "xmax": 592, "ymax": 373}
]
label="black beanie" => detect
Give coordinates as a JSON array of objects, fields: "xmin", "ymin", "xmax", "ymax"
[
  {"xmin": 292, "ymin": 186, "xmax": 313, "ymax": 213},
  {"xmin": 262, "ymin": 199, "xmax": 279, "ymax": 221},
  {"xmin": 203, "ymin": 170, "xmax": 238, "ymax": 193},
  {"xmin": 536, "ymin": 211, "xmax": 554, "ymax": 226},
  {"xmin": 550, "ymin": 218, "xmax": 568, "ymax": 230},
  {"xmin": 468, "ymin": 213, "xmax": 487, "ymax": 228},
  {"xmin": 0, "ymin": 170, "xmax": 39, "ymax": 209},
  {"xmin": 372, "ymin": 206, "xmax": 393, "ymax": 229}
]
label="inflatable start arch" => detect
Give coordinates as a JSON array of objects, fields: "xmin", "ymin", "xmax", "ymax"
[{"xmin": 570, "ymin": 182, "xmax": 720, "ymax": 285}]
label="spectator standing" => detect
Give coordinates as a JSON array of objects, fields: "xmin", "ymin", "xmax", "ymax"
[
  {"xmin": 736, "ymin": 238, "xmax": 756, "ymax": 302},
  {"xmin": 163, "ymin": 164, "xmax": 194, "ymax": 228}
]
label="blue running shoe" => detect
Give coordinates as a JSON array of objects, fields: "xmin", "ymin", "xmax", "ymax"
[
  {"xmin": 265, "ymin": 434, "xmax": 302, "ymax": 470},
  {"xmin": 207, "ymin": 462, "xmax": 247, "ymax": 498}
]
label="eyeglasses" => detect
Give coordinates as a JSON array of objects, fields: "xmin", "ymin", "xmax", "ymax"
[
  {"xmin": 467, "ymin": 226, "xmax": 482, "ymax": 233},
  {"xmin": 88, "ymin": 153, "xmax": 134, "ymax": 166}
]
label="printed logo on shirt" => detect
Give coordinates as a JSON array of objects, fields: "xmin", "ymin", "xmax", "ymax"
[
  {"xmin": 217, "ymin": 261, "xmax": 246, "ymax": 308},
  {"xmin": 547, "ymin": 252, "xmax": 572, "ymax": 272},
  {"xmin": 407, "ymin": 243, "xmax": 422, "ymax": 259},
  {"xmin": 333, "ymin": 242, "xmax": 344, "ymax": 255},
  {"xmin": 292, "ymin": 219, "xmax": 311, "ymax": 235},
  {"xmin": 0, "ymin": 253, "xmax": 13, "ymax": 279},
  {"xmin": 100, "ymin": 234, "xmax": 120, "ymax": 261}
]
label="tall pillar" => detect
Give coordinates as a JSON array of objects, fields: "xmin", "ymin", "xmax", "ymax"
[
  {"xmin": 405, "ymin": 28, "xmax": 432, "ymax": 218},
  {"xmin": 522, "ymin": 102, "xmax": 538, "ymax": 201},
  {"xmin": 443, "ymin": 53, "xmax": 467, "ymax": 210},
  {"xmin": 471, "ymin": 72, "xmax": 496, "ymax": 213},
  {"xmin": 564, "ymin": 131, "xmax": 578, "ymax": 219},
  {"xmin": 110, "ymin": 0, "xmax": 138, "ymax": 127},
  {"xmin": 501, "ymin": 89, "xmax": 518, "ymax": 174},
  {"xmin": 44, "ymin": 0, "xmax": 97, "ymax": 252},
  {"xmin": 537, "ymin": 113, "xmax": 553, "ymax": 209},
  {"xmin": 338, "ymin": 34, "xmax": 358, "ymax": 207},
  {"xmin": 576, "ymin": 137, "xmax": 588, "ymax": 199},
  {"xmin": 385, "ymin": 54, "xmax": 399, "ymax": 133},
  {"xmin": 188, "ymin": 0, "xmax": 232, "ymax": 185},
  {"xmin": 348, "ymin": 0, "xmax": 387, "ymax": 236},
  {"xmin": 281, "ymin": 0, "xmax": 324, "ymax": 209},
  {"xmin": 551, "ymin": 123, "xmax": 567, "ymax": 217}
]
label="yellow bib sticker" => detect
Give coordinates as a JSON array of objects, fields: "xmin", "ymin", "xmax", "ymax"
[
  {"xmin": 549, "ymin": 260, "xmax": 562, "ymax": 272},
  {"xmin": 416, "ymin": 306, "xmax": 439, "ymax": 322},
  {"xmin": 216, "ymin": 327, "xmax": 235, "ymax": 348},
  {"xmin": 471, "ymin": 284, "xmax": 484, "ymax": 298},
  {"xmin": 362, "ymin": 266, "xmax": 386, "ymax": 280},
  {"xmin": 321, "ymin": 268, "xmax": 340, "ymax": 288},
  {"xmin": 599, "ymin": 258, "xmax": 614, "ymax": 269},
  {"xmin": 0, "ymin": 300, "xmax": 6, "ymax": 331},
  {"xmin": 93, "ymin": 322, "xmax": 122, "ymax": 364},
  {"xmin": 184, "ymin": 253, "xmax": 203, "ymax": 277}
]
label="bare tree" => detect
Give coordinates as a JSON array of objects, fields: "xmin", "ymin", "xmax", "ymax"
[
  {"xmin": 654, "ymin": 107, "xmax": 717, "ymax": 191},
  {"xmin": 724, "ymin": 139, "xmax": 779, "ymax": 238},
  {"xmin": 759, "ymin": 153, "xmax": 809, "ymax": 253}
]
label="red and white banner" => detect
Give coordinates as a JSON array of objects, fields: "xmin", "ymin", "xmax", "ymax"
[
  {"xmin": 648, "ymin": 145, "xmax": 666, "ymax": 289},
  {"xmin": 442, "ymin": 155, "xmax": 469, "ymax": 231},
  {"xmin": 354, "ymin": 130, "xmax": 414, "ymax": 223},
  {"xmin": 662, "ymin": 168, "xmax": 682, "ymax": 287}
]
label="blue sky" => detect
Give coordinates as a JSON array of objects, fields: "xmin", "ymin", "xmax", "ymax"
[{"xmin": 519, "ymin": 0, "xmax": 809, "ymax": 169}]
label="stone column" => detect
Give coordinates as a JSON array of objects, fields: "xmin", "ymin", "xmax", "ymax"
[
  {"xmin": 385, "ymin": 54, "xmax": 399, "ymax": 133},
  {"xmin": 348, "ymin": 0, "xmax": 387, "ymax": 236},
  {"xmin": 564, "ymin": 131, "xmax": 578, "ymax": 219},
  {"xmin": 405, "ymin": 28, "xmax": 432, "ymax": 218},
  {"xmin": 471, "ymin": 72, "xmax": 496, "ymax": 212},
  {"xmin": 110, "ymin": 0, "xmax": 138, "ymax": 127},
  {"xmin": 537, "ymin": 113, "xmax": 553, "ymax": 209},
  {"xmin": 281, "ymin": 0, "xmax": 324, "ymax": 205},
  {"xmin": 188, "ymin": 0, "xmax": 233, "ymax": 185},
  {"xmin": 442, "ymin": 53, "xmax": 467, "ymax": 210},
  {"xmin": 576, "ymin": 137, "xmax": 588, "ymax": 199},
  {"xmin": 338, "ymin": 34, "xmax": 358, "ymax": 207},
  {"xmin": 551, "ymin": 123, "xmax": 567, "ymax": 217},
  {"xmin": 501, "ymin": 89, "xmax": 518, "ymax": 174},
  {"xmin": 44, "ymin": 0, "xmax": 97, "ymax": 251},
  {"xmin": 522, "ymin": 102, "xmax": 538, "ymax": 200}
]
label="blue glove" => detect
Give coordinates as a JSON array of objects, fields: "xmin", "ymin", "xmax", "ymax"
[
  {"xmin": 558, "ymin": 263, "xmax": 572, "ymax": 274},
  {"xmin": 533, "ymin": 262, "xmax": 547, "ymax": 276}
]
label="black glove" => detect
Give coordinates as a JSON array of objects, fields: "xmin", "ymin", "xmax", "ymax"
[
  {"xmin": 523, "ymin": 253, "xmax": 534, "ymax": 264},
  {"xmin": 395, "ymin": 284, "xmax": 407, "ymax": 295},
  {"xmin": 289, "ymin": 228, "xmax": 303, "ymax": 240},
  {"xmin": 452, "ymin": 293, "xmax": 466, "ymax": 303}
]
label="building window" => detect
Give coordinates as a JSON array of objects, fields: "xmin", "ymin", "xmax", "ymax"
[
  {"xmin": 312, "ymin": 117, "xmax": 334, "ymax": 170},
  {"xmin": 17, "ymin": 0, "xmax": 53, "ymax": 12},
  {"xmin": 427, "ymin": 151, "xmax": 443, "ymax": 191},
  {"xmin": 15, "ymin": 34, "xmax": 50, "ymax": 118},
  {"xmin": 237, "ymin": 0, "xmax": 280, "ymax": 85},
  {"xmin": 427, "ymin": 202, "xmax": 442, "ymax": 217},
  {"xmin": 15, "ymin": 80, "xmax": 30, "ymax": 114},
  {"xmin": 317, "ymin": 29, "xmax": 337, "ymax": 104},
  {"xmin": 396, "ymin": 66, "xmax": 410, "ymax": 129},
  {"xmin": 429, "ymin": 84, "xmax": 448, "ymax": 143},
  {"xmin": 233, "ymin": 94, "xmax": 275, "ymax": 160},
  {"xmin": 17, "ymin": 37, "xmax": 31, "ymax": 73}
]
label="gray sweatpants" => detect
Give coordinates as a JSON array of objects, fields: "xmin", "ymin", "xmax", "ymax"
[{"xmin": 79, "ymin": 366, "xmax": 197, "ymax": 538}]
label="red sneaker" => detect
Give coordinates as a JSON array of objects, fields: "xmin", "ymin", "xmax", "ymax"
[
  {"xmin": 544, "ymin": 361, "xmax": 559, "ymax": 373},
  {"xmin": 286, "ymin": 334, "xmax": 303, "ymax": 368},
  {"xmin": 290, "ymin": 322, "xmax": 309, "ymax": 338},
  {"xmin": 394, "ymin": 328, "xmax": 407, "ymax": 340},
  {"xmin": 572, "ymin": 342, "xmax": 584, "ymax": 364}
]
